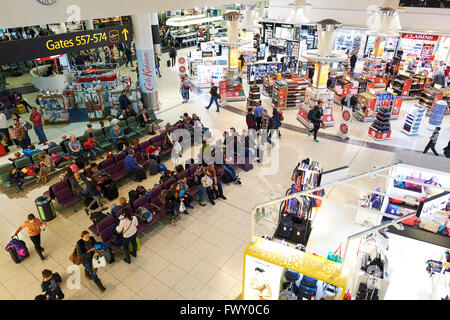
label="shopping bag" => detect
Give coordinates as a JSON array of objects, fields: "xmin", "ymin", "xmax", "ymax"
[
  {"xmin": 92, "ymin": 254, "xmax": 106, "ymax": 268},
  {"xmin": 130, "ymin": 236, "xmax": 141, "ymax": 252},
  {"xmin": 327, "ymin": 244, "xmax": 342, "ymax": 263}
]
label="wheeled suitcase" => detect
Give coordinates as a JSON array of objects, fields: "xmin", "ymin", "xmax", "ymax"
[
  {"xmin": 167, "ymin": 60, "xmax": 171, "ymax": 67},
  {"xmin": 103, "ymin": 183, "xmax": 118, "ymax": 201},
  {"xmin": 149, "ymin": 158, "xmax": 158, "ymax": 175},
  {"xmin": 5, "ymin": 237, "xmax": 30, "ymax": 263},
  {"xmin": 135, "ymin": 169, "xmax": 147, "ymax": 182}
]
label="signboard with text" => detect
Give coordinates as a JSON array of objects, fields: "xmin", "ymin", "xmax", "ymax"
[
  {"xmin": 401, "ymin": 33, "xmax": 439, "ymax": 41},
  {"xmin": 0, "ymin": 25, "xmax": 132, "ymax": 65}
]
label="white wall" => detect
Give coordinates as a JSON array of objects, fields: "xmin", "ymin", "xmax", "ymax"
[{"xmin": 268, "ymin": 0, "xmax": 450, "ymax": 34}]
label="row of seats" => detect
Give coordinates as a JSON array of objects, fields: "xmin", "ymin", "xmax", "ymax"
[{"xmin": 92, "ymin": 164, "xmax": 200, "ymax": 250}]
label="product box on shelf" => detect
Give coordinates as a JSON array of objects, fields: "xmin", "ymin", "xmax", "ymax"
[
  {"xmin": 355, "ymin": 92, "xmax": 377, "ymax": 122},
  {"xmin": 402, "ymin": 104, "xmax": 426, "ymax": 136}
]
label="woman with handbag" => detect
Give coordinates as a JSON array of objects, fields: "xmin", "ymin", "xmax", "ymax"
[
  {"xmin": 13, "ymin": 113, "xmax": 31, "ymax": 146},
  {"xmin": 36, "ymin": 153, "xmax": 52, "ymax": 184},
  {"xmin": 76, "ymin": 231, "xmax": 106, "ymax": 292},
  {"xmin": 115, "ymin": 207, "xmax": 139, "ymax": 264}
]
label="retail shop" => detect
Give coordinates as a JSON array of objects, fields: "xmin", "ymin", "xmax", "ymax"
[{"xmin": 246, "ymin": 158, "xmax": 450, "ymax": 300}]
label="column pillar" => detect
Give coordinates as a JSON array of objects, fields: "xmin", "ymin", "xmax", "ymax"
[
  {"xmin": 132, "ymin": 13, "xmax": 159, "ymax": 111},
  {"xmin": 84, "ymin": 19, "xmax": 95, "ymax": 30},
  {"xmin": 150, "ymin": 13, "xmax": 161, "ymax": 55}
]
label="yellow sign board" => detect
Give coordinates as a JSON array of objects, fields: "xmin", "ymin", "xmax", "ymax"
[
  {"xmin": 242, "ymin": 237, "xmax": 348, "ymax": 300},
  {"xmin": 228, "ymin": 48, "xmax": 239, "ymax": 68},
  {"xmin": 313, "ymin": 63, "xmax": 330, "ymax": 89}
]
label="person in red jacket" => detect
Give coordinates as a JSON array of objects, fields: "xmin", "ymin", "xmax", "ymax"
[
  {"xmin": 30, "ymin": 107, "xmax": 47, "ymax": 144},
  {"xmin": 145, "ymin": 144, "xmax": 161, "ymax": 163},
  {"xmin": 83, "ymin": 137, "xmax": 104, "ymax": 160}
]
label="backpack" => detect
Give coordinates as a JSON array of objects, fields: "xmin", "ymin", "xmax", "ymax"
[
  {"xmin": 68, "ymin": 163, "xmax": 79, "ymax": 173},
  {"xmin": 128, "ymin": 189, "xmax": 140, "ymax": 204},
  {"xmin": 157, "ymin": 163, "xmax": 167, "ymax": 172},
  {"xmin": 110, "ymin": 221, "xmax": 124, "ymax": 246},
  {"xmin": 89, "ymin": 211, "xmax": 108, "ymax": 225},
  {"xmin": 50, "ymin": 152, "xmax": 60, "ymax": 165},
  {"xmin": 222, "ymin": 171, "xmax": 234, "ymax": 184},
  {"xmin": 136, "ymin": 185, "xmax": 146, "ymax": 196},
  {"xmin": 307, "ymin": 109, "xmax": 313, "ymax": 121},
  {"xmin": 149, "ymin": 159, "xmax": 158, "ymax": 175},
  {"xmin": 246, "ymin": 114, "xmax": 255, "ymax": 128},
  {"xmin": 183, "ymin": 80, "xmax": 190, "ymax": 90},
  {"xmin": 135, "ymin": 206, "xmax": 154, "ymax": 224},
  {"xmin": 350, "ymin": 94, "xmax": 358, "ymax": 106}
]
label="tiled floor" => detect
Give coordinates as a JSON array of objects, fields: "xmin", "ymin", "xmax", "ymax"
[{"xmin": 0, "ymin": 47, "xmax": 448, "ymax": 300}]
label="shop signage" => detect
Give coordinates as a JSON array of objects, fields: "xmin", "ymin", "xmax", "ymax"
[
  {"xmin": 401, "ymin": 33, "xmax": 439, "ymax": 41},
  {"xmin": 136, "ymin": 48, "xmax": 156, "ymax": 94},
  {"xmin": 178, "ymin": 57, "xmax": 186, "ymax": 65},
  {"xmin": 0, "ymin": 25, "xmax": 132, "ymax": 65},
  {"xmin": 417, "ymin": 191, "xmax": 450, "ymax": 218},
  {"xmin": 243, "ymin": 255, "xmax": 284, "ymax": 300},
  {"xmin": 179, "ymin": 66, "xmax": 186, "ymax": 73},
  {"xmin": 420, "ymin": 44, "xmax": 435, "ymax": 59},
  {"xmin": 338, "ymin": 106, "xmax": 352, "ymax": 140},
  {"xmin": 219, "ymin": 80, "xmax": 227, "ymax": 104}
]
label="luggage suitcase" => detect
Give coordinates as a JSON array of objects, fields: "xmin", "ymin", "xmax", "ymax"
[
  {"xmin": 167, "ymin": 60, "xmax": 171, "ymax": 67},
  {"xmin": 135, "ymin": 169, "xmax": 147, "ymax": 182},
  {"xmin": 90, "ymin": 211, "xmax": 108, "ymax": 225},
  {"xmin": 276, "ymin": 216, "xmax": 293, "ymax": 238},
  {"xmin": 5, "ymin": 237, "xmax": 29, "ymax": 263},
  {"xmin": 149, "ymin": 159, "xmax": 158, "ymax": 175},
  {"xmin": 103, "ymin": 183, "xmax": 118, "ymax": 201}
]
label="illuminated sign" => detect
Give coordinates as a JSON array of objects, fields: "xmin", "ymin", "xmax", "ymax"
[
  {"xmin": 0, "ymin": 25, "xmax": 132, "ymax": 65},
  {"xmin": 401, "ymin": 33, "xmax": 439, "ymax": 41}
]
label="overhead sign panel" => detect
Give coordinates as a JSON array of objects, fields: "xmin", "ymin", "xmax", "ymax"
[{"xmin": 0, "ymin": 25, "xmax": 132, "ymax": 65}]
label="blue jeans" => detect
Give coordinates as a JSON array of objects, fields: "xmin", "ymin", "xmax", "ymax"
[
  {"xmin": 122, "ymin": 232, "xmax": 138, "ymax": 261},
  {"xmin": 199, "ymin": 186, "xmax": 214, "ymax": 203},
  {"xmin": 70, "ymin": 149, "xmax": 88, "ymax": 162},
  {"xmin": 156, "ymin": 65, "xmax": 161, "ymax": 76},
  {"xmin": 206, "ymin": 96, "xmax": 220, "ymax": 111},
  {"xmin": 181, "ymin": 89, "xmax": 190, "ymax": 102},
  {"xmin": 34, "ymin": 126, "xmax": 47, "ymax": 144},
  {"xmin": 82, "ymin": 258, "xmax": 99, "ymax": 283},
  {"xmin": 221, "ymin": 164, "xmax": 237, "ymax": 180},
  {"xmin": 86, "ymin": 147, "xmax": 103, "ymax": 159}
]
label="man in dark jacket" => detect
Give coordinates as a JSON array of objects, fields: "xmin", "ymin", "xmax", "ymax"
[
  {"xmin": 41, "ymin": 269, "xmax": 64, "ymax": 300},
  {"xmin": 350, "ymin": 52, "xmax": 358, "ymax": 73},
  {"xmin": 119, "ymin": 90, "xmax": 131, "ymax": 113},
  {"xmin": 307, "ymin": 101, "xmax": 323, "ymax": 142},
  {"xmin": 125, "ymin": 45, "xmax": 133, "ymax": 67},
  {"xmin": 246, "ymin": 108, "xmax": 256, "ymax": 133}
]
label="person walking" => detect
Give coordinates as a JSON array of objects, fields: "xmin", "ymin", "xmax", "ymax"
[
  {"xmin": 0, "ymin": 110, "xmax": 12, "ymax": 146},
  {"xmin": 76, "ymin": 231, "xmax": 106, "ymax": 292},
  {"xmin": 30, "ymin": 107, "xmax": 47, "ymax": 144},
  {"xmin": 350, "ymin": 52, "xmax": 357, "ymax": 73},
  {"xmin": 205, "ymin": 85, "xmax": 221, "ymax": 112},
  {"xmin": 253, "ymin": 104, "xmax": 263, "ymax": 133},
  {"xmin": 180, "ymin": 76, "xmax": 191, "ymax": 103},
  {"xmin": 443, "ymin": 140, "xmax": 450, "ymax": 158},
  {"xmin": 155, "ymin": 54, "xmax": 161, "ymax": 77},
  {"xmin": 41, "ymin": 269, "xmax": 64, "ymax": 300},
  {"xmin": 104, "ymin": 48, "xmax": 111, "ymax": 64},
  {"xmin": 246, "ymin": 108, "xmax": 256, "ymax": 133},
  {"xmin": 423, "ymin": 127, "xmax": 441, "ymax": 156},
  {"xmin": 269, "ymin": 107, "xmax": 282, "ymax": 140},
  {"xmin": 307, "ymin": 101, "xmax": 323, "ymax": 143},
  {"xmin": 125, "ymin": 45, "xmax": 133, "ymax": 67},
  {"xmin": 169, "ymin": 44, "xmax": 177, "ymax": 67},
  {"xmin": 115, "ymin": 207, "xmax": 138, "ymax": 264},
  {"xmin": 13, "ymin": 213, "xmax": 46, "ymax": 260},
  {"xmin": 260, "ymin": 109, "xmax": 273, "ymax": 145}
]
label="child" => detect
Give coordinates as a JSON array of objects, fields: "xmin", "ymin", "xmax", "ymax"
[
  {"xmin": 41, "ymin": 269, "xmax": 64, "ymax": 300},
  {"xmin": 8, "ymin": 125, "xmax": 18, "ymax": 146},
  {"xmin": 8, "ymin": 151, "xmax": 23, "ymax": 162}
]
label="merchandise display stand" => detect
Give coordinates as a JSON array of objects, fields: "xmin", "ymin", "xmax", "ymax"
[
  {"xmin": 273, "ymin": 159, "xmax": 322, "ymax": 247},
  {"xmin": 272, "ymin": 81, "xmax": 287, "ymax": 108},
  {"xmin": 298, "ymin": 87, "xmax": 334, "ymax": 127},
  {"xmin": 409, "ymin": 75, "xmax": 427, "ymax": 98},
  {"xmin": 285, "ymin": 77, "xmax": 310, "ymax": 108},
  {"xmin": 246, "ymin": 84, "xmax": 261, "ymax": 109},
  {"xmin": 427, "ymin": 100, "xmax": 447, "ymax": 130},
  {"xmin": 37, "ymin": 94, "xmax": 70, "ymax": 124},
  {"xmin": 402, "ymin": 104, "xmax": 426, "ymax": 136},
  {"xmin": 263, "ymin": 73, "xmax": 276, "ymax": 96},
  {"xmin": 418, "ymin": 87, "xmax": 443, "ymax": 114},
  {"xmin": 354, "ymin": 92, "xmax": 377, "ymax": 122},
  {"xmin": 368, "ymin": 107, "xmax": 391, "ymax": 141},
  {"xmin": 392, "ymin": 75, "xmax": 412, "ymax": 97},
  {"xmin": 333, "ymin": 77, "xmax": 352, "ymax": 104}
]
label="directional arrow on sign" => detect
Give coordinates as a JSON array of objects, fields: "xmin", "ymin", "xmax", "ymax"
[{"xmin": 122, "ymin": 28, "xmax": 129, "ymax": 41}]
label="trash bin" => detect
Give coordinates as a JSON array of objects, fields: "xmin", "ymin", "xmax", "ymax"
[{"xmin": 35, "ymin": 196, "xmax": 56, "ymax": 222}]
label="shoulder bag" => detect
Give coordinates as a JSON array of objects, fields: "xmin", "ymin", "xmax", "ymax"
[{"xmin": 112, "ymin": 219, "xmax": 133, "ymax": 244}]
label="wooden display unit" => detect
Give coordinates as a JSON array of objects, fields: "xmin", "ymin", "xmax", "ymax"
[{"xmin": 37, "ymin": 94, "xmax": 70, "ymax": 124}]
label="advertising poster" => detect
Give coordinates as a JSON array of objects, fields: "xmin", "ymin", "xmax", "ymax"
[
  {"xmin": 219, "ymin": 80, "xmax": 227, "ymax": 104},
  {"xmin": 243, "ymin": 255, "xmax": 284, "ymax": 300},
  {"xmin": 420, "ymin": 44, "xmax": 435, "ymax": 60},
  {"xmin": 136, "ymin": 48, "xmax": 156, "ymax": 94},
  {"xmin": 313, "ymin": 64, "xmax": 329, "ymax": 89},
  {"xmin": 338, "ymin": 106, "xmax": 352, "ymax": 140},
  {"xmin": 228, "ymin": 48, "xmax": 239, "ymax": 68}
]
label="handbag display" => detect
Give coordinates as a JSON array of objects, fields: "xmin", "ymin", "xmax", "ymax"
[
  {"xmin": 404, "ymin": 172, "xmax": 424, "ymax": 192},
  {"xmin": 277, "ymin": 216, "xmax": 293, "ymax": 238},
  {"xmin": 327, "ymin": 244, "xmax": 342, "ymax": 263}
]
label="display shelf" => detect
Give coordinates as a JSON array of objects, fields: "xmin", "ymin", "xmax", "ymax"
[
  {"xmin": 247, "ymin": 85, "xmax": 261, "ymax": 109},
  {"xmin": 247, "ymin": 62, "xmax": 282, "ymax": 84},
  {"xmin": 392, "ymin": 75, "xmax": 412, "ymax": 97},
  {"xmin": 418, "ymin": 87, "xmax": 443, "ymax": 113},
  {"xmin": 368, "ymin": 107, "xmax": 391, "ymax": 141},
  {"xmin": 272, "ymin": 80, "xmax": 287, "ymax": 108},
  {"xmin": 298, "ymin": 87, "xmax": 334, "ymax": 127},
  {"xmin": 263, "ymin": 73, "xmax": 276, "ymax": 97},
  {"xmin": 401, "ymin": 104, "xmax": 426, "ymax": 136},
  {"xmin": 334, "ymin": 78, "xmax": 352, "ymax": 104},
  {"xmin": 38, "ymin": 94, "xmax": 70, "ymax": 124},
  {"xmin": 285, "ymin": 77, "xmax": 310, "ymax": 108},
  {"xmin": 354, "ymin": 92, "xmax": 377, "ymax": 122},
  {"xmin": 361, "ymin": 58, "xmax": 386, "ymax": 82}
]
